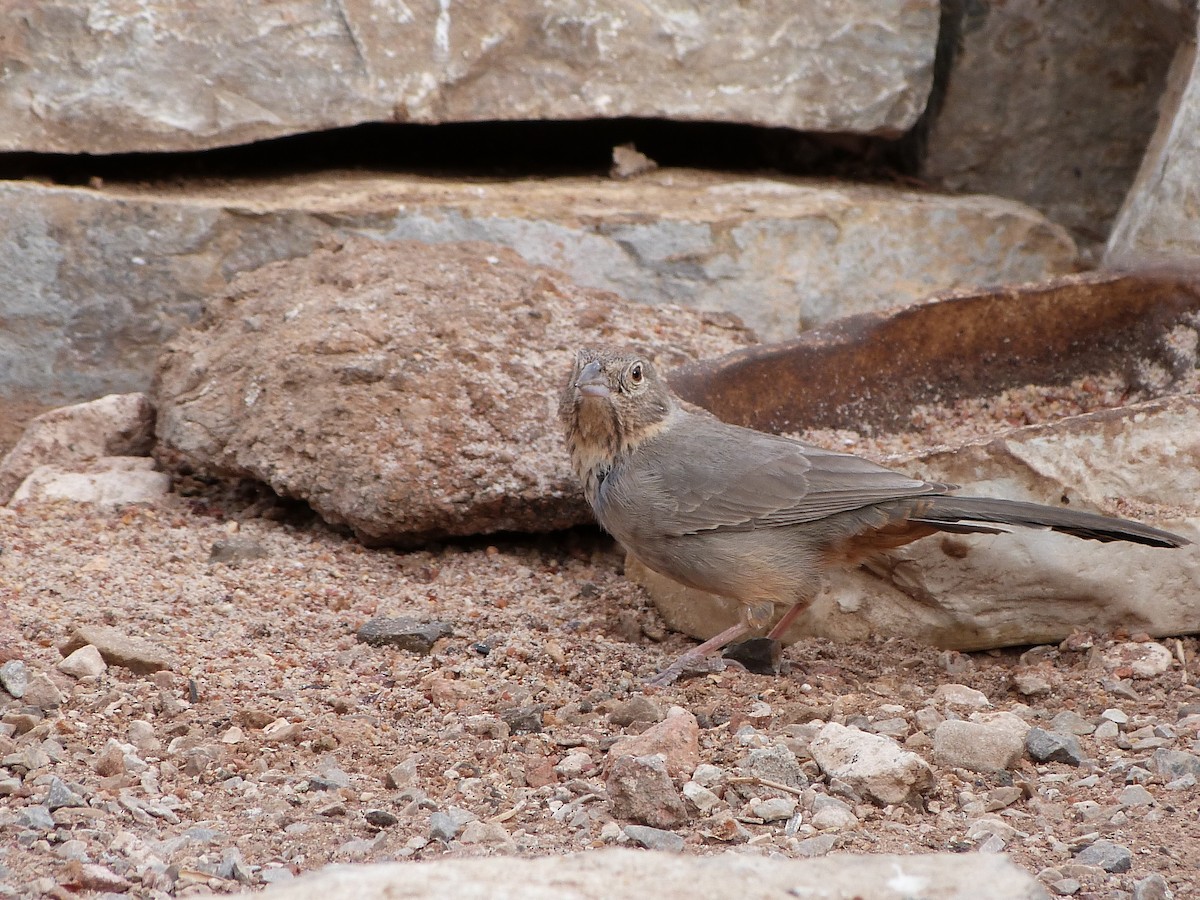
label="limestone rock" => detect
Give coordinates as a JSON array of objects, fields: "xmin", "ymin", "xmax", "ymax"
[
  {"xmin": 934, "ymin": 714, "xmax": 1029, "ymax": 774},
  {"xmin": 636, "ymin": 395, "xmax": 1200, "ymax": 652},
  {"xmin": 60, "ymin": 625, "xmax": 172, "ymax": 675},
  {"xmin": 154, "ymin": 238, "xmax": 752, "ymax": 543},
  {"xmin": 1106, "ymin": 28, "xmax": 1200, "ymax": 265},
  {"xmin": 0, "ymin": 174, "xmax": 1077, "ymax": 407},
  {"xmin": 1, "ymin": 2, "xmax": 937, "ymax": 154},
  {"xmin": 220, "ymin": 848, "xmax": 1044, "ymax": 900},
  {"xmin": 809, "ymin": 723, "xmax": 934, "ymax": 806},
  {"xmin": 0, "ymin": 394, "xmax": 155, "ymax": 503},
  {"xmin": 10, "ymin": 457, "xmax": 170, "ymax": 508},
  {"xmin": 925, "ymin": 1, "xmax": 1182, "ymax": 247}
]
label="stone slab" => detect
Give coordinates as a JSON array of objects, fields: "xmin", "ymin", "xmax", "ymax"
[
  {"xmin": 0, "ymin": 1, "xmax": 937, "ymax": 154},
  {"xmin": 0, "ymin": 172, "xmax": 1076, "ymax": 406}
]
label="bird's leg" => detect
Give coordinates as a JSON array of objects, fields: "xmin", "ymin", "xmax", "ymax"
[
  {"xmin": 644, "ymin": 621, "xmax": 751, "ymax": 688},
  {"xmin": 765, "ymin": 600, "xmax": 810, "ymax": 642},
  {"xmin": 645, "ymin": 600, "xmax": 774, "ymax": 688}
]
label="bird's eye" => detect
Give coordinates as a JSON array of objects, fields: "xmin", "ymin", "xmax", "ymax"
[{"xmin": 629, "ymin": 363, "xmax": 644, "ymax": 385}]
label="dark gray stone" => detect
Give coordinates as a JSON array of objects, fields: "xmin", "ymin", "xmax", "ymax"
[
  {"xmin": 1075, "ymin": 839, "xmax": 1133, "ymax": 874},
  {"xmin": 44, "ymin": 777, "xmax": 87, "ymax": 811},
  {"xmin": 1149, "ymin": 748, "xmax": 1200, "ymax": 780},
  {"xmin": 356, "ymin": 618, "xmax": 453, "ymax": 655},
  {"xmin": 1026, "ymin": 727, "xmax": 1085, "ymax": 766}
]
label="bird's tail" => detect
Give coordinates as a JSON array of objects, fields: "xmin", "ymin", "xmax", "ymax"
[{"xmin": 908, "ymin": 495, "xmax": 1189, "ymax": 548}]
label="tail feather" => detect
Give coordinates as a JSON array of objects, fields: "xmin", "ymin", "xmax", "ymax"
[{"xmin": 909, "ymin": 496, "xmax": 1189, "ymax": 549}]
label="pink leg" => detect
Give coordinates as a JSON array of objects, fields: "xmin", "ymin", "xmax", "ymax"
[
  {"xmin": 765, "ymin": 602, "xmax": 809, "ymax": 642},
  {"xmin": 645, "ymin": 621, "xmax": 750, "ymax": 688}
]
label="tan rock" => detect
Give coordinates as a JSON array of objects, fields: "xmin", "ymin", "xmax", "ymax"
[
  {"xmin": 222, "ymin": 848, "xmax": 1043, "ymax": 900},
  {"xmin": 0, "ymin": 394, "xmax": 155, "ymax": 503},
  {"xmin": 809, "ymin": 723, "xmax": 934, "ymax": 806},
  {"xmin": 1, "ymin": 2, "xmax": 937, "ymax": 154},
  {"xmin": 605, "ymin": 707, "xmax": 700, "ymax": 779},
  {"xmin": 10, "ymin": 457, "xmax": 170, "ymax": 508},
  {"xmin": 154, "ymin": 238, "xmax": 752, "ymax": 543},
  {"xmin": 60, "ymin": 625, "xmax": 172, "ymax": 675}
]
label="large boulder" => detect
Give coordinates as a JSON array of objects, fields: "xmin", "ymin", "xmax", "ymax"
[
  {"xmin": 1, "ymin": 1, "xmax": 937, "ymax": 154},
  {"xmin": 1106, "ymin": 26, "xmax": 1200, "ymax": 265},
  {"xmin": 923, "ymin": 1, "xmax": 1183, "ymax": 249},
  {"xmin": 154, "ymin": 238, "xmax": 751, "ymax": 544},
  {"xmin": 0, "ymin": 173, "xmax": 1076, "ymax": 407}
]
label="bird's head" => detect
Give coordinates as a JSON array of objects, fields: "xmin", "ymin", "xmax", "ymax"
[{"xmin": 559, "ymin": 347, "xmax": 676, "ymax": 464}]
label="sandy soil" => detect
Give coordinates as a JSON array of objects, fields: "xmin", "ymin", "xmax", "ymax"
[{"xmin": 2, "ymin": 479, "xmax": 1198, "ymax": 898}]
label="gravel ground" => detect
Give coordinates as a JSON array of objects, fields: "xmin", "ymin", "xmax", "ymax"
[{"xmin": 2, "ymin": 481, "xmax": 1199, "ymax": 899}]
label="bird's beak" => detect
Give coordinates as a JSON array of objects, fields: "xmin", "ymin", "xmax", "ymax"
[{"xmin": 575, "ymin": 361, "xmax": 610, "ymax": 398}]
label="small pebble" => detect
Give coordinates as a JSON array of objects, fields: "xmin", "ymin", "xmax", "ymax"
[
  {"xmin": 0, "ymin": 660, "xmax": 30, "ymax": 698},
  {"xmin": 622, "ymin": 824, "xmax": 685, "ymax": 852}
]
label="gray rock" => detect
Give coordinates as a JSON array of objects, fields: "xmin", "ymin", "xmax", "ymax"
[
  {"xmin": 4, "ymin": 175, "xmax": 1076, "ymax": 408},
  {"xmin": 605, "ymin": 755, "xmax": 689, "ymax": 829},
  {"xmin": 1026, "ymin": 728, "xmax": 1085, "ymax": 766},
  {"xmin": 924, "ymin": 1, "xmax": 1182, "ymax": 247},
  {"xmin": 1149, "ymin": 748, "xmax": 1200, "ymax": 780},
  {"xmin": 2, "ymin": 2, "xmax": 938, "ymax": 154},
  {"xmin": 1107, "ymin": 28, "xmax": 1200, "ymax": 266},
  {"xmin": 215, "ymin": 848, "xmax": 1045, "ymax": 899},
  {"xmin": 809, "ymin": 794, "xmax": 858, "ymax": 831},
  {"xmin": 0, "ymin": 661, "xmax": 29, "ymax": 699},
  {"xmin": 1049, "ymin": 711, "xmax": 1095, "ymax": 736},
  {"xmin": 60, "ymin": 625, "xmax": 171, "ymax": 675},
  {"xmin": 809, "ymin": 723, "xmax": 934, "ymax": 805},
  {"xmin": 428, "ymin": 808, "xmax": 475, "ymax": 844},
  {"xmin": 0, "ymin": 393, "xmax": 155, "ymax": 503},
  {"xmin": 1133, "ymin": 873, "xmax": 1174, "ymax": 900},
  {"xmin": 622, "ymin": 825, "xmax": 684, "ymax": 853},
  {"xmin": 356, "ymin": 618, "xmax": 453, "ymax": 655},
  {"xmin": 793, "ymin": 834, "xmax": 839, "ymax": 858},
  {"xmin": 44, "ymin": 777, "xmax": 87, "ymax": 811},
  {"xmin": 18, "ymin": 806, "xmax": 55, "ymax": 831},
  {"xmin": 1102, "ymin": 642, "xmax": 1175, "ymax": 679},
  {"xmin": 1074, "ymin": 838, "xmax": 1133, "ymax": 874},
  {"xmin": 934, "ymin": 714, "xmax": 1029, "ymax": 774},
  {"xmin": 736, "ymin": 744, "xmax": 807, "ymax": 795},
  {"xmin": 156, "ymin": 238, "xmax": 752, "ymax": 543},
  {"xmin": 1118, "ymin": 785, "xmax": 1155, "ymax": 808}
]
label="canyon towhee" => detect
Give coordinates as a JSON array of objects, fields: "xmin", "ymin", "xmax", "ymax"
[{"xmin": 559, "ymin": 347, "xmax": 1190, "ymax": 686}]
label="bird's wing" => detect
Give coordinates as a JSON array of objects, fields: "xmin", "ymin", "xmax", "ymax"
[{"xmin": 610, "ymin": 412, "xmax": 950, "ymax": 537}]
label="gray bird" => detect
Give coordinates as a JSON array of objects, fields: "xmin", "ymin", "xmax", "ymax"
[{"xmin": 558, "ymin": 347, "xmax": 1190, "ymax": 686}]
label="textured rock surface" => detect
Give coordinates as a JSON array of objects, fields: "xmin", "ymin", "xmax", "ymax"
[
  {"xmin": 9, "ymin": 458, "xmax": 170, "ymax": 508},
  {"xmin": 0, "ymin": 394, "xmax": 155, "ymax": 503},
  {"xmin": 154, "ymin": 238, "xmax": 751, "ymax": 543},
  {"xmin": 222, "ymin": 848, "xmax": 1044, "ymax": 900},
  {"xmin": 0, "ymin": 173, "xmax": 1076, "ymax": 406},
  {"xmin": 808, "ymin": 722, "xmax": 934, "ymax": 805},
  {"xmin": 924, "ymin": 1, "xmax": 1182, "ymax": 248},
  {"xmin": 636, "ymin": 395, "xmax": 1200, "ymax": 651},
  {"xmin": 1106, "ymin": 31, "xmax": 1200, "ymax": 265},
  {"xmin": 0, "ymin": 1, "xmax": 937, "ymax": 154}
]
